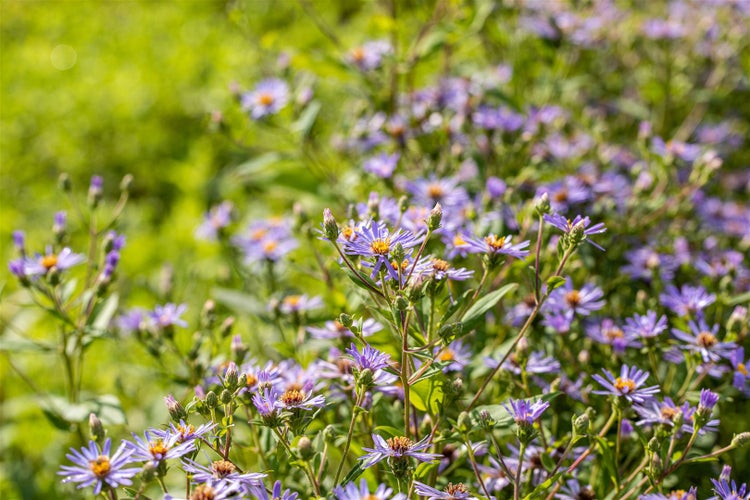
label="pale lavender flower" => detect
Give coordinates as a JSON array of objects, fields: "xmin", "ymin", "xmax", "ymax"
[
  {"xmin": 241, "ymin": 78, "xmax": 289, "ymax": 119},
  {"xmin": 346, "ymin": 343, "xmax": 391, "ymax": 371},
  {"xmin": 274, "ymin": 380, "xmax": 325, "ymax": 411},
  {"xmin": 151, "ymin": 303, "xmax": 188, "ymax": 328},
  {"xmin": 249, "ymin": 480, "xmax": 299, "ymax": 500},
  {"xmin": 58, "ymin": 439, "xmax": 139, "ymax": 495},
  {"xmin": 418, "ymin": 257, "xmax": 474, "ymax": 281},
  {"xmin": 730, "ymin": 347, "xmax": 750, "ymax": 393},
  {"xmin": 343, "ymin": 220, "xmax": 422, "ymax": 281},
  {"xmin": 557, "ymin": 479, "xmax": 595, "ymax": 500},
  {"xmin": 24, "ymin": 247, "xmax": 85, "ymax": 276},
  {"xmin": 125, "ymin": 430, "xmax": 195, "ymax": 466},
  {"xmin": 333, "ymin": 478, "xmax": 406, "ymax": 500},
  {"xmin": 635, "ymin": 397, "xmax": 688, "ymax": 429},
  {"xmin": 660, "ymin": 284, "xmax": 716, "ymax": 317},
  {"xmin": 592, "ymin": 365, "xmax": 660, "ymax": 404},
  {"xmin": 406, "ymin": 175, "xmax": 470, "ymax": 211},
  {"xmin": 671, "ymin": 319, "xmax": 734, "ymax": 363},
  {"xmin": 196, "ymin": 201, "xmax": 234, "ymax": 241},
  {"xmin": 181, "ymin": 458, "xmax": 265, "ymax": 493},
  {"xmin": 116, "ymin": 308, "xmax": 150, "ymax": 335},
  {"xmin": 710, "ymin": 465, "xmax": 748, "ymax": 500},
  {"xmin": 544, "ymin": 279, "xmax": 605, "ymax": 316},
  {"xmin": 434, "ymin": 339, "xmax": 472, "ymax": 372},
  {"xmin": 623, "ymin": 311, "xmax": 668, "ymax": 339},
  {"xmin": 465, "ymin": 233, "xmax": 530, "ymax": 259},
  {"xmin": 641, "ymin": 486, "xmax": 698, "ymax": 500},
  {"xmin": 414, "ymin": 481, "xmax": 475, "ymax": 499},
  {"xmin": 363, "ymin": 152, "xmax": 399, "ymax": 178},
  {"xmin": 622, "ymin": 246, "xmax": 678, "ymax": 282},
  {"xmin": 586, "ymin": 318, "xmax": 641, "ymax": 353},
  {"xmin": 346, "ymin": 40, "xmax": 392, "ymax": 71},
  {"xmin": 503, "ymin": 398, "xmax": 550, "ymax": 425},
  {"xmin": 307, "ymin": 318, "xmax": 382, "ymax": 340},
  {"xmin": 278, "ymin": 294, "xmax": 323, "ymax": 315},
  {"xmin": 53, "ymin": 211, "xmax": 66, "ymax": 233},
  {"xmin": 165, "ymin": 481, "xmax": 237, "ymax": 500},
  {"xmin": 543, "ymin": 212, "xmax": 606, "ymax": 250},
  {"xmin": 153, "ymin": 420, "xmax": 216, "ymax": 444},
  {"xmin": 12, "ymin": 230, "xmax": 25, "ymax": 253},
  {"xmin": 359, "ymin": 434, "xmax": 440, "ymax": 468}
]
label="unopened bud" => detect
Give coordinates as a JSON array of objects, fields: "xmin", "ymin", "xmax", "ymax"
[
  {"xmin": 438, "ymin": 322, "xmax": 463, "ymax": 342},
  {"xmin": 88, "ymin": 175, "xmax": 104, "ymax": 208},
  {"xmin": 219, "ymin": 317, "xmax": 235, "ymax": 338},
  {"xmin": 367, "ymin": 193, "xmax": 379, "ymax": 220},
  {"xmin": 201, "ymin": 300, "xmax": 216, "ymax": 329},
  {"xmin": 89, "ymin": 413, "xmax": 105, "ymax": 443},
  {"xmin": 297, "ymin": 436, "xmax": 314, "ymax": 461},
  {"xmin": 120, "ymin": 174, "xmax": 133, "ymax": 194},
  {"xmin": 569, "ymin": 221, "xmax": 586, "ymax": 246},
  {"xmin": 323, "ymin": 425, "xmax": 337, "ymax": 443},
  {"xmin": 205, "ymin": 391, "xmax": 219, "ymax": 409},
  {"xmin": 392, "ymin": 243, "xmax": 405, "ymax": 263},
  {"xmin": 223, "ymin": 362, "xmax": 239, "ymax": 390},
  {"xmin": 427, "ymin": 203, "xmax": 442, "ymax": 231},
  {"xmin": 220, "ymin": 389, "xmax": 233, "ymax": 405},
  {"xmin": 573, "ymin": 412, "xmax": 590, "ymax": 435},
  {"xmin": 141, "ymin": 461, "xmax": 158, "ymax": 482},
  {"xmin": 339, "ymin": 313, "xmax": 353, "ymax": 328},
  {"xmin": 647, "ymin": 436, "xmax": 660, "ymax": 453},
  {"xmin": 535, "ymin": 192, "xmax": 551, "ymax": 216},
  {"xmin": 478, "ymin": 409, "xmax": 495, "ymax": 429},
  {"xmin": 731, "ymin": 432, "xmax": 750, "ymax": 448},
  {"xmin": 357, "ymin": 368, "xmax": 374, "ymax": 388},
  {"xmin": 323, "ymin": 208, "xmax": 338, "ymax": 240},
  {"xmin": 457, "ymin": 411, "xmax": 472, "ymax": 433},
  {"xmin": 58, "ymin": 172, "xmax": 72, "ymax": 192},
  {"xmin": 398, "ymin": 195, "xmax": 409, "ymax": 214},
  {"xmin": 164, "ymin": 394, "xmax": 188, "ymax": 422},
  {"xmin": 395, "ymin": 295, "xmax": 409, "ymax": 311}
]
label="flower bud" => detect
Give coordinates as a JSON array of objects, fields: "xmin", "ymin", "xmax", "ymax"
[
  {"xmin": 395, "ymin": 295, "xmax": 409, "ymax": 311},
  {"xmin": 391, "ymin": 243, "xmax": 405, "ymax": 263},
  {"xmin": 367, "ymin": 193, "xmax": 379, "ymax": 220},
  {"xmin": 296, "ymin": 436, "xmax": 314, "ymax": 461},
  {"xmin": 201, "ymin": 300, "xmax": 216, "ymax": 329},
  {"xmin": 220, "ymin": 389, "xmax": 233, "ymax": 405},
  {"xmin": 398, "ymin": 195, "xmax": 409, "ymax": 214},
  {"xmin": 140, "ymin": 461, "xmax": 158, "ymax": 482},
  {"xmin": 731, "ymin": 432, "xmax": 750, "ymax": 448},
  {"xmin": 164, "ymin": 394, "xmax": 187, "ymax": 422},
  {"xmin": 323, "ymin": 425, "xmax": 337, "ymax": 443},
  {"xmin": 647, "ymin": 436, "xmax": 660, "ymax": 453},
  {"xmin": 231, "ymin": 335, "xmax": 248, "ymax": 362},
  {"xmin": 457, "ymin": 411, "xmax": 472, "ymax": 433},
  {"xmin": 89, "ymin": 413, "xmax": 105, "ymax": 443},
  {"xmin": 535, "ymin": 192, "xmax": 551, "ymax": 216},
  {"xmin": 478, "ymin": 409, "xmax": 495, "ymax": 429},
  {"xmin": 88, "ymin": 175, "xmax": 103, "ymax": 208},
  {"xmin": 323, "ymin": 208, "xmax": 339, "ymax": 241},
  {"xmin": 357, "ymin": 368, "xmax": 374, "ymax": 389},
  {"xmin": 205, "ymin": 391, "xmax": 218, "ymax": 409},
  {"xmin": 339, "ymin": 313, "xmax": 353, "ymax": 328},
  {"xmin": 427, "ymin": 203, "xmax": 443, "ymax": 231},
  {"xmin": 53, "ymin": 211, "xmax": 66, "ymax": 242},
  {"xmin": 573, "ymin": 412, "xmax": 590, "ymax": 436},
  {"xmin": 569, "ymin": 220, "xmax": 586, "ymax": 247},
  {"xmin": 223, "ymin": 362, "xmax": 239, "ymax": 390},
  {"xmin": 120, "ymin": 174, "xmax": 133, "ymax": 193},
  {"xmin": 219, "ymin": 317, "xmax": 235, "ymax": 339},
  {"xmin": 58, "ymin": 172, "xmax": 72, "ymax": 192}
]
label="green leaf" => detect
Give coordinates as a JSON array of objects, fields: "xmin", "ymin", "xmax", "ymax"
[
  {"xmin": 460, "ymin": 283, "xmax": 517, "ymax": 327},
  {"xmin": 0, "ymin": 337, "xmax": 54, "ymax": 353},
  {"xmin": 340, "ymin": 460, "xmax": 365, "ymax": 486},
  {"xmin": 211, "ymin": 287, "xmax": 265, "ymax": 315},
  {"xmin": 372, "ymin": 425, "xmax": 402, "ymax": 438},
  {"xmin": 546, "ymin": 276, "xmax": 567, "ymax": 292},
  {"xmin": 233, "ymin": 152, "xmax": 283, "ymax": 178},
  {"xmin": 292, "ymin": 100, "xmax": 321, "ymax": 138},
  {"xmin": 92, "ymin": 293, "xmax": 118, "ymax": 330},
  {"xmin": 410, "ymin": 376, "xmax": 444, "ymax": 414},
  {"xmin": 593, "ymin": 436, "xmax": 618, "ymax": 489},
  {"xmin": 726, "ymin": 290, "xmax": 750, "ymax": 306},
  {"xmin": 414, "ymin": 459, "xmax": 439, "ymax": 479}
]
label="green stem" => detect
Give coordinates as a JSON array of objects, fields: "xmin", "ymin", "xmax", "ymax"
[{"xmin": 334, "ymin": 392, "xmax": 364, "ymax": 485}]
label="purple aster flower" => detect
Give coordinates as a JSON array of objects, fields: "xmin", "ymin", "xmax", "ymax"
[
  {"xmin": 406, "ymin": 175, "xmax": 470, "ymax": 211},
  {"xmin": 307, "ymin": 318, "xmax": 382, "ymax": 340},
  {"xmin": 635, "ymin": 397, "xmax": 688, "ymax": 430},
  {"xmin": 465, "ymin": 233, "xmax": 530, "ymax": 259},
  {"xmin": 486, "ymin": 176, "xmax": 506, "ymax": 198},
  {"xmin": 623, "ymin": 311, "xmax": 668, "ymax": 339},
  {"xmin": 151, "ymin": 303, "xmax": 188, "ymax": 328},
  {"xmin": 346, "ymin": 343, "xmax": 391, "ymax": 371},
  {"xmin": 730, "ymin": 347, "xmax": 750, "ymax": 393},
  {"xmin": 543, "ymin": 212, "xmax": 606, "ymax": 250},
  {"xmin": 249, "ymin": 479, "xmax": 299, "ymax": 500},
  {"xmin": 592, "ymin": 365, "xmax": 660, "ymax": 404},
  {"xmin": 478, "ymin": 456, "xmax": 516, "ymax": 492},
  {"xmin": 252, "ymin": 388, "xmax": 281, "ymax": 419},
  {"xmin": 363, "ymin": 152, "xmax": 399, "ymax": 178},
  {"xmin": 116, "ymin": 308, "xmax": 149, "ymax": 335},
  {"xmin": 418, "ymin": 257, "xmax": 474, "ymax": 282},
  {"xmin": 537, "ymin": 177, "xmax": 591, "ymax": 213},
  {"xmin": 557, "ymin": 479, "xmax": 595, "ymax": 500},
  {"xmin": 8, "ymin": 259, "xmax": 26, "ymax": 280},
  {"xmin": 274, "ymin": 380, "xmax": 325, "ymax": 411},
  {"xmin": 343, "ymin": 220, "xmax": 422, "ymax": 281},
  {"xmin": 58, "ymin": 438, "xmax": 140, "ymax": 496},
  {"xmin": 698, "ymin": 388, "xmax": 719, "ymax": 413},
  {"xmin": 12, "ymin": 230, "xmax": 25, "ymax": 253},
  {"xmin": 586, "ymin": 318, "xmax": 641, "ymax": 353},
  {"xmin": 241, "ymin": 78, "xmax": 289, "ymax": 119},
  {"xmin": 88, "ymin": 175, "xmax": 103, "ymax": 200},
  {"xmin": 101, "ymin": 250, "xmax": 120, "ymax": 280},
  {"xmin": 165, "ymin": 481, "xmax": 237, "ymax": 500},
  {"xmin": 622, "ymin": 246, "xmax": 678, "ymax": 282},
  {"xmin": 542, "ymin": 310, "xmax": 574, "ymax": 333},
  {"xmin": 414, "ymin": 481, "xmax": 475, "ymax": 499},
  {"xmin": 359, "ymin": 434, "xmax": 440, "ymax": 468},
  {"xmin": 153, "ymin": 419, "xmax": 216, "ymax": 444},
  {"xmin": 53, "ymin": 211, "xmax": 66, "ymax": 234},
  {"xmin": 24, "ymin": 247, "xmax": 85, "ymax": 276},
  {"xmin": 640, "ymin": 487, "xmax": 697, "ymax": 500},
  {"xmin": 710, "ymin": 465, "xmax": 748, "ymax": 500},
  {"xmin": 503, "ymin": 398, "xmax": 550, "ymax": 425},
  {"xmin": 660, "ymin": 284, "xmax": 716, "ymax": 318},
  {"xmin": 443, "ymin": 231, "xmax": 476, "ymax": 259},
  {"xmin": 492, "ymin": 350, "xmax": 560, "ymax": 376},
  {"xmin": 333, "ymin": 478, "xmax": 406, "ymax": 500},
  {"xmin": 544, "ymin": 278, "xmax": 605, "ymax": 316},
  {"xmin": 196, "ymin": 201, "xmax": 234, "ymax": 241},
  {"xmin": 346, "ymin": 40, "xmax": 392, "ymax": 71},
  {"xmin": 651, "ymin": 137, "xmax": 702, "ymax": 163},
  {"xmin": 278, "ymin": 294, "xmax": 323, "ymax": 315},
  {"xmin": 642, "ymin": 18, "xmax": 685, "ymax": 39},
  {"xmin": 671, "ymin": 319, "xmax": 735, "ymax": 363},
  {"xmin": 434, "ymin": 339, "xmax": 472, "ymax": 372},
  {"xmin": 182, "ymin": 458, "xmax": 265, "ymax": 493},
  {"xmin": 125, "ymin": 429, "xmax": 195, "ymax": 466}
]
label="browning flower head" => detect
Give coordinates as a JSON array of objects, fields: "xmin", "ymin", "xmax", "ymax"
[
  {"xmin": 605, "ymin": 327, "xmax": 624, "ymax": 340},
  {"xmin": 280, "ymin": 389, "xmax": 305, "ymax": 406},
  {"xmin": 386, "ymin": 436, "xmax": 413, "ymax": 453},
  {"xmin": 210, "ymin": 459, "xmax": 236, "ymax": 478},
  {"xmin": 697, "ymin": 331, "xmax": 717, "ymax": 348},
  {"xmin": 432, "ymin": 259, "xmax": 450, "ymax": 272},
  {"xmin": 88, "ymin": 455, "xmax": 111, "ymax": 478},
  {"xmin": 446, "ymin": 483, "xmax": 469, "ymax": 496},
  {"xmin": 566, "ymin": 289, "xmax": 581, "ymax": 308},
  {"xmin": 660, "ymin": 406, "xmax": 679, "ymax": 421},
  {"xmin": 190, "ymin": 484, "xmax": 217, "ymax": 500},
  {"xmin": 390, "ymin": 259, "xmax": 409, "ymax": 272}
]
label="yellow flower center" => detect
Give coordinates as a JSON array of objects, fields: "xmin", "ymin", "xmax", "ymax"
[
  {"xmin": 251, "ymin": 228, "xmax": 267, "ymax": 240},
  {"xmin": 453, "ymin": 234, "xmax": 467, "ymax": 247},
  {"xmin": 191, "ymin": 484, "xmax": 217, "ymax": 500},
  {"xmin": 283, "ymin": 295, "xmax": 302, "ymax": 308},
  {"xmin": 390, "ymin": 259, "xmax": 409, "ymax": 272},
  {"xmin": 484, "ymin": 234, "xmax": 506, "ymax": 251},
  {"xmin": 565, "ymin": 290, "xmax": 581, "ymax": 307},
  {"xmin": 257, "ymin": 93, "xmax": 274, "ymax": 106},
  {"xmin": 738, "ymin": 363, "xmax": 748, "ymax": 376},
  {"xmin": 614, "ymin": 377, "xmax": 636, "ymax": 393},
  {"xmin": 605, "ymin": 327, "xmax": 624, "ymax": 340},
  {"xmin": 386, "ymin": 436, "xmax": 413, "ymax": 453},
  {"xmin": 41, "ymin": 254, "xmax": 58, "ymax": 270},
  {"xmin": 697, "ymin": 332, "xmax": 717, "ymax": 348},
  {"xmin": 370, "ymin": 239, "xmax": 390, "ymax": 255},
  {"xmin": 149, "ymin": 439, "xmax": 169, "ymax": 457},
  {"xmin": 245, "ymin": 373, "xmax": 258, "ymax": 387},
  {"xmin": 351, "ymin": 47, "xmax": 365, "ymax": 61},
  {"xmin": 439, "ymin": 349, "xmax": 455, "ymax": 361},
  {"xmin": 342, "ymin": 226, "xmax": 355, "ymax": 241},
  {"xmin": 89, "ymin": 455, "xmax": 111, "ymax": 477},
  {"xmin": 660, "ymin": 407, "xmax": 678, "ymax": 420},
  {"xmin": 446, "ymin": 483, "xmax": 470, "ymax": 496},
  {"xmin": 263, "ymin": 240, "xmax": 278, "ymax": 253},
  {"xmin": 428, "ymin": 184, "xmax": 444, "ymax": 199}
]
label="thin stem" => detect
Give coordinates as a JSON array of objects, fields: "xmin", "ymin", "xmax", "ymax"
[
  {"xmin": 332, "ymin": 241, "xmax": 385, "ymax": 297},
  {"xmin": 465, "ymin": 437, "xmax": 493, "ymax": 499},
  {"xmin": 334, "ymin": 392, "xmax": 364, "ymax": 485},
  {"xmin": 534, "ymin": 215, "xmax": 544, "ymax": 304},
  {"xmin": 514, "ymin": 442, "xmax": 526, "ymax": 500},
  {"xmin": 272, "ymin": 427, "xmax": 321, "ymax": 496}
]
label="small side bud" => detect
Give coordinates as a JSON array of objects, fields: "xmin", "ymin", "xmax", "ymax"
[
  {"xmin": 219, "ymin": 317, "xmax": 235, "ymax": 338},
  {"xmin": 120, "ymin": 174, "xmax": 133, "ymax": 193},
  {"xmin": 220, "ymin": 389, "xmax": 233, "ymax": 405},
  {"xmin": 457, "ymin": 411, "xmax": 472, "ymax": 434},
  {"xmin": 731, "ymin": 432, "xmax": 750, "ymax": 448},
  {"xmin": 647, "ymin": 436, "xmax": 660, "ymax": 453},
  {"xmin": 427, "ymin": 202, "xmax": 442, "ymax": 231},
  {"xmin": 535, "ymin": 192, "xmax": 551, "ymax": 216},
  {"xmin": 205, "ymin": 391, "xmax": 219, "ymax": 408},
  {"xmin": 296, "ymin": 436, "xmax": 314, "ymax": 461},
  {"xmin": 573, "ymin": 412, "xmax": 590, "ymax": 436},
  {"xmin": 398, "ymin": 195, "xmax": 409, "ymax": 214},
  {"xmin": 323, "ymin": 208, "xmax": 339, "ymax": 241},
  {"xmin": 223, "ymin": 362, "xmax": 239, "ymax": 390},
  {"xmin": 89, "ymin": 413, "xmax": 105, "ymax": 443},
  {"xmin": 201, "ymin": 300, "xmax": 216, "ymax": 329},
  {"xmin": 338, "ymin": 313, "xmax": 353, "ymax": 328},
  {"xmin": 88, "ymin": 175, "xmax": 104, "ymax": 208},
  {"xmin": 395, "ymin": 295, "xmax": 409, "ymax": 311},
  {"xmin": 164, "ymin": 394, "xmax": 187, "ymax": 422}
]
